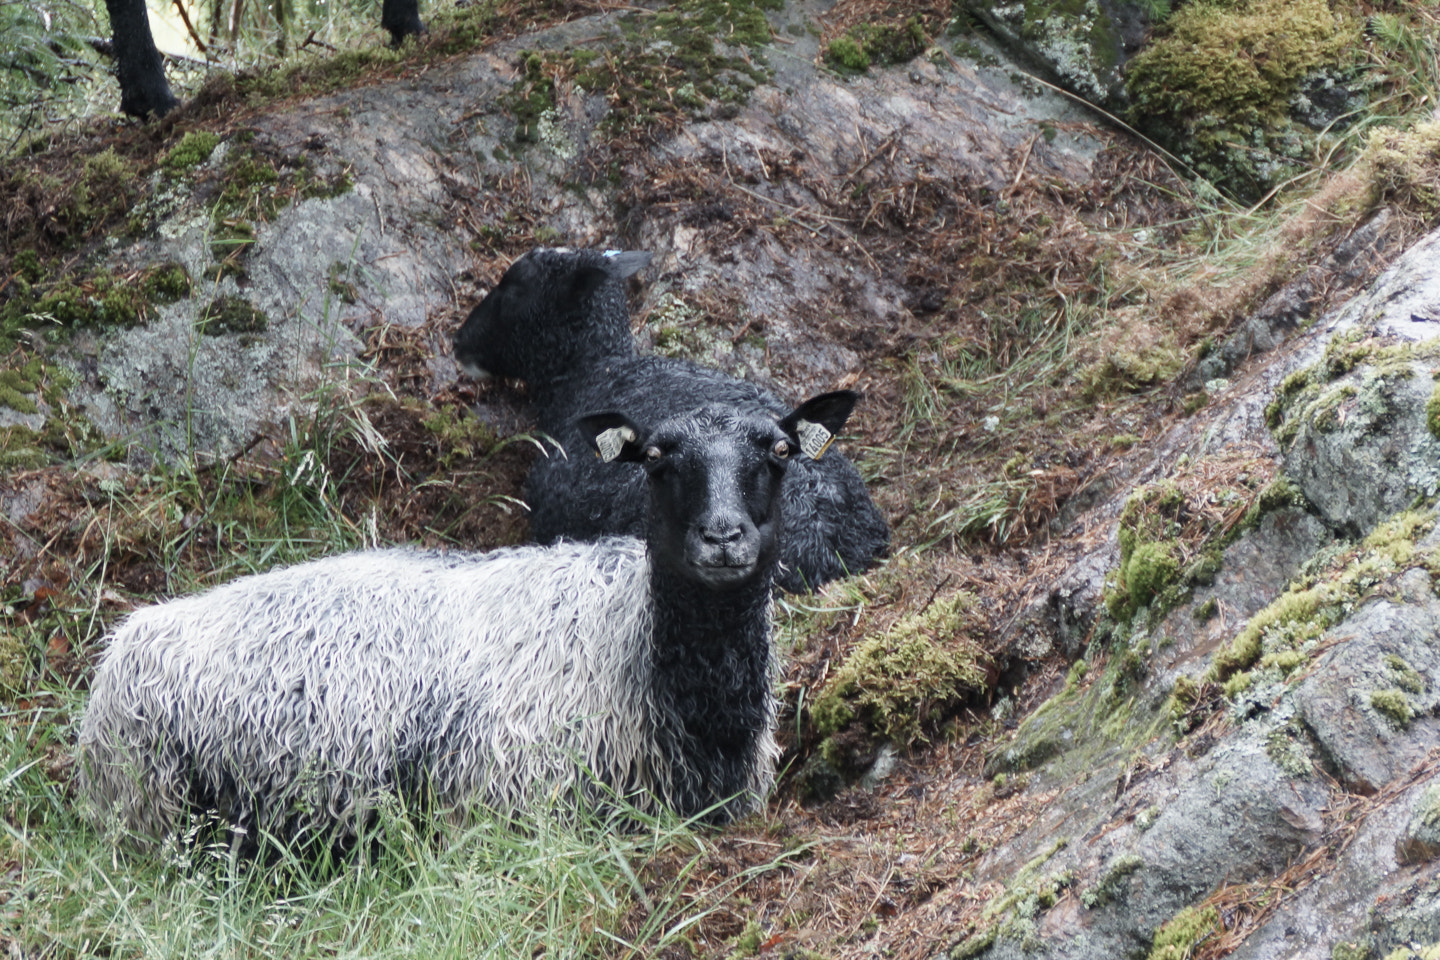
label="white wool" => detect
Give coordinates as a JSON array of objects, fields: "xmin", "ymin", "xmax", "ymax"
[{"xmin": 77, "ymin": 538, "xmax": 717, "ymax": 842}]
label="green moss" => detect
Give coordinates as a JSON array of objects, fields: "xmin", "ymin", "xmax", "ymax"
[
  {"xmin": 0, "ymin": 424, "xmax": 51, "ymax": 467},
  {"xmin": 161, "ymin": 130, "xmax": 221, "ymax": 172},
  {"xmin": 1126, "ymin": 542, "xmax": 1179, "ymax": 611},
  {"xmin": 1081, "ymin": 853, "xmax": 1143, "ymax": 909},
  {"xmin": 1268, "ymin": 337, "xmax": 1440, "ymax": 448},
  {"xmin": 1259, "ymin": 648, "xmax": 1303, "ymax": 673},
  {"xmin": 1148, "ymin": 904, "xmax": 1219, "ymax": 960},
  {"xmin": 1193, "ymin": 597, "xmax": 1218, "ymax": 623},
  {"xmin": 732, "ymin": 920, "xmax": 763, "ymax": 957},
  {"xmin": 1082, "ymin": 340, "xmax": 1185, "ymax": 398},
  {"xmin": 1125, "ymin": 0, "xmax": 1359, "ymax": 199},
  {"xmin": 526, "ymin": 0, "xmax": 772, "ymax": 135},
  {"xmin": 1110, "ymin": 433, "xmax": 1139, "ymax": 449},
  {"xmin": 1356, "ymin": 121, "xmax": 1440, "ymax": 219},
  {"xmin": 0, "ymin": 357, "xmax": 43, "ymax": 414},
  {"xmin": 38, "ymin": 406, "xmax": 103, "ymax": 460},
  {"xmin": 827, "ymin": 17, "xmax": 927, "ymax": 74},
  {"xmin": 214, "ymin": 154, "xmax": 281, "ymax": 220},
  {"xmin": 1371, "ymin": 688, "xmax": 1414, "ymax": 728},
  {"xmin": 949, "ymin": 841, "xmax": 1073, "ymax": 957},
  {"xmin": 32, "ymin": 272, "xmax": 148, "ymax": 329},
  {"xmin": 1167, "ymin": 674, "xmax": 1200, "ymax": 726},
  {"xmin": 200, "ymin": 297, "xmax": 268, "ymax": 336},
  {"xmin": 1332, "ymin": 940, "xmax": 1371, "ymax": 960},
  {"xmin": 1266, "ymin": 724, "xmax": 1313, "ymax": 777},
  {"xmin": 1384, "ymin": 654, "xmax": 1425, "ymax": 693},
  {"xmin": 826, "ymin": 36, "xmax": 870, "ymax": 72},
  {"xmin": 12, "ymin": 250, "xmax": 42, "ymax": 284},
  {"xmin": 0, "ymin": 627, "xmax": 28, "ymax": 698},
  {"xmin": 1210, "ymin": 508, "xmax": 1438, "ymax": 683},
  {"xmin": 420, "ymin": 404, "xmax": 499, "ymax": 469},
  {"xmin": 811, "ymin": 592, "xmax": 988, "ymax": 746},
  {"xmin": 1222, "ymin": 669, "xmax": 1254, "ymax": 698},
  {"xmin": 144, "ymin": 262, "xmax": 191, "ymax": 303},
  {"xmin": 75, "ymin": 148, "xmax": 139, "ymax": 227},
  {"xmin": 1383, "ymin": 945, "xmax": 1440, "ymax": 960},
  {"xmin": 228, "ymin": 44, "xmax": 403, "ymax": 102},
  {"xmin": 504, "ymin": 52, "xmax": 557, "ymax": 143},
  {"xmin": 1105, "ymin": 482, "xmax": 1190, "ymax": 623},
  {"xmin": 992, "ymin": 638, "xmax": 1166, "ymax": 775}
]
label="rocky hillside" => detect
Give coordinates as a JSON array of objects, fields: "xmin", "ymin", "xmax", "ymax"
[{"xmin": 1, "ymin": 0, "xmax": 1439, "ymax": 957}]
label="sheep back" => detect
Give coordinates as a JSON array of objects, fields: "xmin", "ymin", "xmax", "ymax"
[
  {"xmin": 77, "ymin": 538, "xmax": 765, "ymax": 843},
  {"xmin": 527, "ymin": 356, "xmax": 889, "ymax": 592}
]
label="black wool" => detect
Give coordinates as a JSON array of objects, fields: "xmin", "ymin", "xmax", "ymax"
[{"xmin": 454, "ymin": 247, "xmax": 890, "ymax": 592}]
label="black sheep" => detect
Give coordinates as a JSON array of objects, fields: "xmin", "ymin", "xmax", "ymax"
[{"xmin": 453, "ymin": 247, "xmax": 890, "ymax": 593}]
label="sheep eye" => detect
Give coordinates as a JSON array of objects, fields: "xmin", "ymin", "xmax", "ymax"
[
  {"xmin": 644, "ymin": 446, "xmax": 663, "ymax": 464},
  {"xmin": 772, "ymin": 439, "xmax": 791, "ymax": 459}
]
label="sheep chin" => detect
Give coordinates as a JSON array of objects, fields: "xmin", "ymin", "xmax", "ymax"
[
  {"xmin": 687, "ymin": 560, "xmax": 760, "ymax": 590},
  {"xmin": 457, "ymin": 359, "xmax": 493, "ymax": 381}
]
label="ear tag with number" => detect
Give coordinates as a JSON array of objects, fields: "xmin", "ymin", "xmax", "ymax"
[
  {"xmin": 595, "ymin": 425, "xmax": 637, "ymax": 462},
  {"xmin": 795, "ymin": 419, "xmax": 834, "ymax": 460}
]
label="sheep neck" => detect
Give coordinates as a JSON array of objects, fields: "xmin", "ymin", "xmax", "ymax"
[{"xmin": 647, "ymin": 562, "xmax": 773, "ymax": 816}]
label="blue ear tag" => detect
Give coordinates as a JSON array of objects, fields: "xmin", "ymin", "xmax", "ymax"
[
  {"xmin": 795, "ymin": 419, "xmax": 834, "ymax": 460},
  {"xmin": 595, "ymin": 426, "xmax": 636, "ymax": 462}
]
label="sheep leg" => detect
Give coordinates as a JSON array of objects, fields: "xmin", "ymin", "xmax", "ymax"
[
  {"xmin": 103, "ymin": 0, "xmax": 179, "ymax": 118},
  {"xmin": 381, "ymin": 0, "xmax": 425, "ymax": 45}
]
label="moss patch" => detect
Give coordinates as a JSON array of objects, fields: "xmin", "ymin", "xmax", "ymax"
[
  {"xmin": 826, "ymin": 17, "xmax": 928, "ymax": 74},
  {"xmin": 811, "ymin": 592, "xmax": 989, "ymax": 747},
  {"xmin": 507, "ymin": 0, "xmax": 774, "ymax": 139},
  {"xmin": 199, "ymin": 297, "xmax": 269, "ymax": 336},
  {"xmin": 1355, "ymin": 121, "xmax": 1440, "ymax": 222},
  {"xmin": 949, "ymin": 840, "xmax": 1073, "ymax": 957},
  {"xmin": 1081, "ymin": 852, "xmax": 1142, "ymax": 909},
  {"xmin": 1371, "ymin": 688, "xmax": 1414, "ymax": 728},
  {"xmin": 1149, "ymin": 904, "xmax": 1220, "ymax": 960},
  {"xmin": 161, "ymin": 130, "xmax": 221, "ymax": 173},
  {"xmin": 989, "ymin": 639, "xmax": 1162, "ymax": 775},
  {"xmin": 0, "ymin": 357, "xmax": 44, "ymax": 414},
  {"xmin": 1209, "ymin": 508, "xmax": 1439, "ymax": 683},
  {"xmin": 1105, "ymin": 481, "xmax": 1186, "ymax": 624},
  {"xmin": 1266, "ymin": 334, "xmax": 1440, "ymax": 449},
  {"xmin": 1125, "ymin": 0, "xmax": 1359, "ymax": 199},
  {"xmin": 420, "ymin": 403, "xmax": 500, "ymax": 469}
]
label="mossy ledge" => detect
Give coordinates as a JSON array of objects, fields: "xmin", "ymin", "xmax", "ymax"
[{"xmin": 1208, "ymin": 508, "xmax": 1439, "ymax": 686}]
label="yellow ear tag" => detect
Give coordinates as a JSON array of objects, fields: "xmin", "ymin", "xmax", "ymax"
[
  {"xmin": 595, "ymin": 426, "xmax": 636, "ymax": 462},
  {"xmin": 795, "ymin": 419, "xmax": 834, "ymax": 460}
]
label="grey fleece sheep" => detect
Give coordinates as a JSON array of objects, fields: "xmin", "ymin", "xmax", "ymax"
[
  {"xmin": 452, "ymin": 247, "xmax": 889, "ymax": 593},
  {"xmin": 78, "ymin": 391, "xmax": 862, "ymax": 846}
]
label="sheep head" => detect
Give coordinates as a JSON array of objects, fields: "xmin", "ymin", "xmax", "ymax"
[
  {"xmin": 577, "ymin": 391, "xmax": 860, "ymax": 590},
  {"xmin": 453, "ymin": 247, "xmax": 650, "ymax": 385}
]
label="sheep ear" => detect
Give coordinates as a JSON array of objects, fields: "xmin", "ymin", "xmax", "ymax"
[
  {"xmin": 778, "ymin": 391, "xmax": 861, "ymax": 460},
  {"xmin": 603, "ymin": 250, "xmax": 652, "ymax": 279},
  {"xmin": 576, "ymin": 412, "xmax": 648, "ymax": 463}
]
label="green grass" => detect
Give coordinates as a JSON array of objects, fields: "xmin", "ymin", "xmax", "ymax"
[{"xmin": 0, "ymin": 705, "xmax": 776, "ymax": 959}]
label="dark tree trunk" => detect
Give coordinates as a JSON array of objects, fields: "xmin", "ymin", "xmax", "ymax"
[
  {"xmin": 104, "ymin": 0, "xmax": 178, "ymax": 117},
  {"xmin": 380, "ymin": 0, "xmax": 425, "ymax": 46}
]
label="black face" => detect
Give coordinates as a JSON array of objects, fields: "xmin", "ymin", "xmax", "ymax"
[
  {"xmin": 640, "ymin": 413, "xmax": 791, "ymax": 590},
  {"xmin": 451, "ymin": 254, "xmax": 536, "ymax": 381},
  {"xmin": 451, "ymin": 248, "xmax": 651, "ymax": 385},
  {"xmin": 577, "ymin": 391, "xmax": 860, "ymax": 592}
]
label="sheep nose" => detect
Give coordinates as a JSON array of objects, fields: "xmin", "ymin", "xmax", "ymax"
[{"xmin": 701, "ymin": 520, "xmax": 745, "ymax": 545}]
